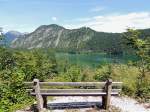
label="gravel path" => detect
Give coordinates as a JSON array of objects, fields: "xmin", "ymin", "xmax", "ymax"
[
  {"xmin": 48, "ymin": 96, "xmax": 150, "ymax": 112},
  {"xmin": 16, "ymin": 96, "xmax": 150, "ymax": 112},
  {"xmin": 111, "ymin": 97, "xmax": 150, "ymax": 112}
]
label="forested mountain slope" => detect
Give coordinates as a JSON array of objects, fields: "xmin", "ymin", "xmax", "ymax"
[{"xmin": 11, "ymin": 24, "xmax": 150, "ymax": 53}]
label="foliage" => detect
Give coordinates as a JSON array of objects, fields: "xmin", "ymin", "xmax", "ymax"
[
  {"xmin": 94, "ymin": 64, "xmax": 112, "ymax": 81},
  {"xmin": 0, "ymin": 68, "xmax": 33, "ymax": 112},
  {"xmin": 80, "ymin": 67, "xmax": 95, "ymax": 82},
  {"xmin": 64, "ymin": 65, "xmax": 82, "ymax": 82},
  {"xmin": 0, "ymin": 27, "xmax": 150, "ymax": 111},
  {"xmin": 52, "ymin": 65, "xmax": 82, "ymax": 82},
  {"xmin": 123, "ymin": 29, "xmax": 150, "ymax": 101},
  {"xmin": 13, "ymin": 49, "xmax": 57, "ymax": 81},
  {"xmin": 94, "ymin": 64, "xmax": 141, "ymax": 96},
  {"xmin": 0, "ymin": 48, "xmax": 57, "ymax": 111},
  {"xmin": 0, "ymin": 49, "xmax": 31, "ymax": 111},
  {"xmin": 51, "ymin": 65, "xmax": 95, "ymax": 82}
]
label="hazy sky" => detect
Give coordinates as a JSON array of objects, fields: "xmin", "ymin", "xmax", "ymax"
[{"xmin": 0, "ymin": 0, "xmax": 150, "ymax": 33}]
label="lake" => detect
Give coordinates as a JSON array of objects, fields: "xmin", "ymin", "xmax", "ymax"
[{"xmin": 55, "ymin": 52, "xmax": 138, "ymax": 68}]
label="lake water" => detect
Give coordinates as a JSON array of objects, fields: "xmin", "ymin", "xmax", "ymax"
[{"xmin": 55, "ymin": 52, "xmax": 138, "ymax": 68}]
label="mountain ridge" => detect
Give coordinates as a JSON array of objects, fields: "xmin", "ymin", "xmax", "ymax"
[{"xmin": 11, "ymin": 24, "xmax": 150, "ymax": 53}]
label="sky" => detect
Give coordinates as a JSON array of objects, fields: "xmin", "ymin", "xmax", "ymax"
[{"xmin": 0, "ymin": 0, "xmax": 150, "ymax": 33}]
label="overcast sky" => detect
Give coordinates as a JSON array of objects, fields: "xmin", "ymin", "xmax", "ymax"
[{"xmin": 0, "ymin": 0, "xmax": 150, "ymax": 33}]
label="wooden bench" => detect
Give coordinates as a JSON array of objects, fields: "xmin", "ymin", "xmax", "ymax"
[{"xmin": 25, "ymin": 79, "xmax": 122, "ymax": 112}]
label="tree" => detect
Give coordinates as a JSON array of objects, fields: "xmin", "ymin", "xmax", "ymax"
[{"xmin": 123, "ymin": 29, "xmax": 150, "ymax": 100}]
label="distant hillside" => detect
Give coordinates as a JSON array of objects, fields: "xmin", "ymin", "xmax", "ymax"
[
  {"xmin": 11, "ymin": 24, "xmax": 150, "ymax": 53},
  {"xmin": 5, "ymin": 31, "xmax": 24, "ymax": 44}
]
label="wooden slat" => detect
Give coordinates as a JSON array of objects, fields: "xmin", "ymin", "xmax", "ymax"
[
  {"xmin": 24, "ymin": 82, "xmax": 34, "ymax": 88},
  {"xmin": 39, "ymin": 82, "xmax": 122, "ymax": 86},
  {"xmin": 24, "ymin": 82, "xmax": 122, "ymax": 87},
  {"xmin": 30, "ymin": 92, "xmax": 119, "ymax": 96},
  {"xmin": 26, "ymin": 89, "xmax": 121, "ymax": 93},
  {"xmin": 48, "ymin": 89, "xmax": 105, "ymax": 93},
  {"xmin": 39, "ymin": 82, "xmax": 105, "ymax": 87},
  {"xmin": 26, "ymin": 89, "xmax": 33, "ymax": 92},
  {"xmin": 24, "ymin": 82, "xmax": 33, "ymax": 85},
  {"xmin": 113, "ymin": 82, "xmax": 123, "ymax": 84}
]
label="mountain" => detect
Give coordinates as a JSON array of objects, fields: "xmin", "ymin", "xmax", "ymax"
[
  {"xmin": 11, "ymin": 24, "xmax": 124, "ymax": 53},
  {"xmin": 11, "ymin": 24, "xmax": 150, "ymax": 53},
  {"xmin": 5, "ymin": 31, "xmax": 23, "ymax": 43}
]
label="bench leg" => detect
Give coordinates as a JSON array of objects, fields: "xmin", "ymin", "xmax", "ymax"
[
  {"xmin": 43, "ymin": 96, "xmax": 47, "ymax": 108},
  {"xmin": 102, "ymin": 96, "xmax": 106, "ymax": 109}
]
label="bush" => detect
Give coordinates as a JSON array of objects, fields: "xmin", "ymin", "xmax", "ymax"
[
  {"xmin": 0, "ymin": 68, "xmax": 33, "ymax": 112},
  {"xmin": 94, "ymin": 64, "xmax": 112, "ymax": 81},
  {"xmin": 135, "ymin": 73, "xmax": 150, "ymax": 102},
  {"xmin": 94, "ymin": 64, "xmax": 140, "ymax": 97},
  {"xmin": 0, "ymin": 48, "xmax": 57, "ymax": 111}
]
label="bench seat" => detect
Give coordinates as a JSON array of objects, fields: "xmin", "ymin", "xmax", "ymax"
[{"xmin": 30, "ymin": 92, "xmax": 119, "ymax": 96}]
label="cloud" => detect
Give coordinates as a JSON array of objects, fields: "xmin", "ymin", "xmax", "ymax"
[
  {"xmin": 90, "ymin": 6, "xmax": 105, "ymax": 12},
  {"xmin": 64, "ymin": 12, "xmax": 150, "ymax": 33},
  {"xmin": 51, "ymin": 16, "xmax": 57, "ymax": 21},
  {"xmin": 0, "ymin": 24, "xmax": 36, "ymax": 33}
]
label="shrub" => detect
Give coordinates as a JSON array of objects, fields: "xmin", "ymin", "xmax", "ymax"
[
  {"xmin": 0, "ymin": 48, "xmax": 57, "ymax": 111},
  {"xmin": 94, "ymin": 64, "xmax": 139, "ymax": 97},
  {"xmin": 94, "ymin": 64, "xmax": 112, "ymax": 81}
]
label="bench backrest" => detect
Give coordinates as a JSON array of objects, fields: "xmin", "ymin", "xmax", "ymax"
[{"xmin": 24, "ymin": 79, "xmax": 122, "ymax": 96}]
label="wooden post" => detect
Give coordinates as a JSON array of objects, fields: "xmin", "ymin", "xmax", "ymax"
[
  {"xmin": 102, "ymin": 79, "xmax": 112, "ymax": 110},
  {"xmin": 33, "ymin": 79, "xmax": 44, "ymax": 112},
  {"xmin": 105, "ymin": 79, "xmax": 112, "ymax": 110}
]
